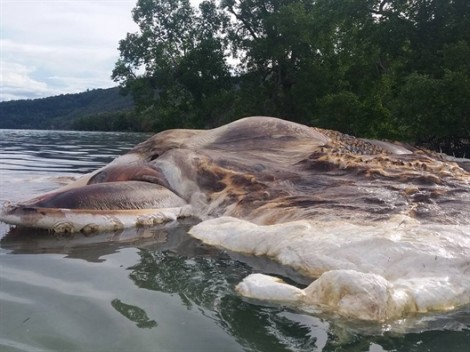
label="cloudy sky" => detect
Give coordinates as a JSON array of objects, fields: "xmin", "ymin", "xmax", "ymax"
[{"xmin": 1, "ymin": 0, "xmax": 140, "ymax": 101}]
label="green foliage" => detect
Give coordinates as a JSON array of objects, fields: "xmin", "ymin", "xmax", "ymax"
[
  {"xmin": 112, "ymin": 0, "xmax": 232, "ymax": 130},
  {"xmin": 4, "ymin": 0, "xmax": 469, "ymax": 155},
  {"xmin": 395, "ymin": 70, "xmax": 470, "ymax": 142},
  {"xmin": 0, "ymin": 88, "xmax": 134, "ymax": 130},
  {"xmin": 71, "ymin": 111, "xmax": 143, "ymax": 131}
]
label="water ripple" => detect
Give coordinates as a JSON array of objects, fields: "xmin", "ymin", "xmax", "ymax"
[{"xmin": 0, "ymin": 129, "xmax": 149, "ymax": 203}]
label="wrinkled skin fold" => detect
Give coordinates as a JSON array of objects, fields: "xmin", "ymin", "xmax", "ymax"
[{"xmin": 1, "ymin": 116, "xmax": 469, "ymax": 321}]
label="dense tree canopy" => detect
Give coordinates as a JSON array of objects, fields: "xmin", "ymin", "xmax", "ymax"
[{"xmin": 112, "ymin": 0, "xmax": 470, "ymax": 156}]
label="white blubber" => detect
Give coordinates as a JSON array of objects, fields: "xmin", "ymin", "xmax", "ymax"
[{"xmin": 189, "ymin": 216, "xmax": 470, "ymax": 321}]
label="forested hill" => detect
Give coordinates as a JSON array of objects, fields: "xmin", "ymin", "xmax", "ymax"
[{"xmin": 0, "ymin": 87, "xmax": 134, "ymax": 130}]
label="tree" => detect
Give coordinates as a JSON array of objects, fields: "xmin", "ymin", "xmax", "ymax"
[
  {"xmin": 221, "ymin": 0, "xmax": 324, "ymax": 121},
  {"xmin": 111, "ymin": 0, "xmax": 469, "ymax": 156},
  {"xmin": 112, "ymin": 0, "xmax": 232, "ymax": 130}
]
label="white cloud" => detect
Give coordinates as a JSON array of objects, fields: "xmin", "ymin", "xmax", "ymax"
[
  {"xmin": 0, "ymin": 0, "xmax": 139, "ymax": 101},
  {"xmin": 0, "ymin": 0, "xmax": 204, "ymax": 101},
  {"xmin": 0, "ymin": 61, "xmax": 54, "ymax": 100}
]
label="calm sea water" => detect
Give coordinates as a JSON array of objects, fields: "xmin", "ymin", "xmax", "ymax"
[{"xmin": 0, "ymin": 129, "xmax": 468, "ymax": 352}]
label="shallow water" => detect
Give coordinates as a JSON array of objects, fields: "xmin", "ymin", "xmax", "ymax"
[{"xmin": 0, "ymin": 129, "xmax": 468, "ymax": 352}]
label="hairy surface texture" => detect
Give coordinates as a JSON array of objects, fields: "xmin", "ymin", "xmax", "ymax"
[
  {"xmin": 1, "ymin": 116, "xmax": 469, "ymax": 321},
  {"xmin": 1, "ymin": 116, "xmax": 469, "ymax": 230}
]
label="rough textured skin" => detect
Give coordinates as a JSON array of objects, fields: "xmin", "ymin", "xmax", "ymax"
[{"xmin": 1, "ymin": 116, "xmax": 469, "ymax": 231}]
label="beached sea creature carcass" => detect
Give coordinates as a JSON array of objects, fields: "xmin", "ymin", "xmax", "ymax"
[{"xmin": 1, "ymin": 116, "xmax": 469, "ymax": 321}]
